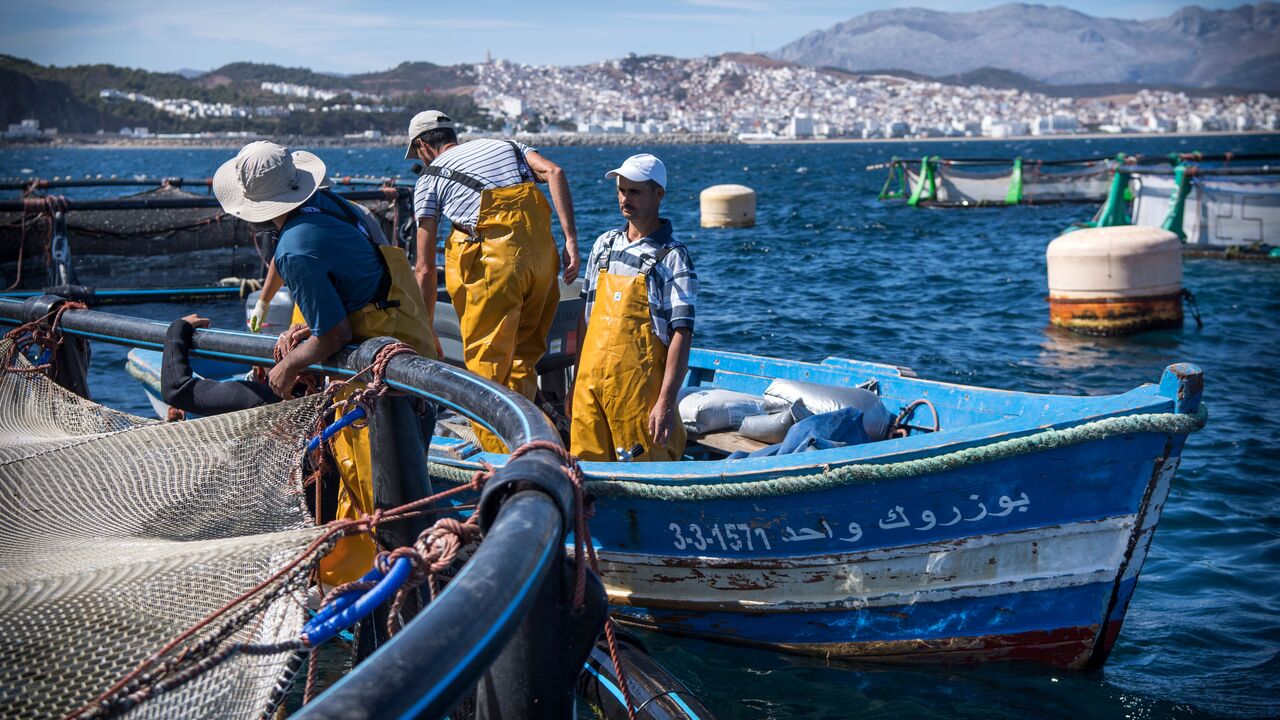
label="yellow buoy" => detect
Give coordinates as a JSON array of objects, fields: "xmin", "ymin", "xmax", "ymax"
[
  {"xmin": 700, "ymin": 184, "xmax": 756, "ymax": 228},
  {"xmin": 1046, "ymin": 226, "xmax": 1183, "ymax": 336}
]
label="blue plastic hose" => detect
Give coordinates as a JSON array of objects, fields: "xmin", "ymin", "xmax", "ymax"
[
  {"xmin": 305, "ymin": 405, "xmax": 367, "ymax": 454},
  {"xmin": 302, "ymin": 556, "xmax": 414, "ymax": 646}
]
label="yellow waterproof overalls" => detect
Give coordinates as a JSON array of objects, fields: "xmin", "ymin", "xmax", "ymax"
[
  {"xmin": 288, "ymin": 190, "xmax": 438, "ymax": 585},
  {"xmin": 430, "ymin": 143, "xmax": 559, "ymax": 452},
  {"xmin": 570, "ymin": 246, "xmax": 686, "ymax": 462}
]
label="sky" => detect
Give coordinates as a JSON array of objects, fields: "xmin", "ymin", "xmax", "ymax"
[{"xmin": 0, "ymin": 0, "xmax": 1258, "ymax": 74}]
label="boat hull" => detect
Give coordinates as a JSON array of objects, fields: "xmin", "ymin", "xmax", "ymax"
[{"xmin": 587, "ymin": 433, "xmax": 1181, "ymax": 669}]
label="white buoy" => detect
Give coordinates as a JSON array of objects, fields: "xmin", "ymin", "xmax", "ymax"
[
  {"xmin": 1046, "ymin": 226, "xmax": 1183, "ymax": 335},
  {"xmin": 700, "ymin": 184, "xmax": 756, "ymax": 228}
]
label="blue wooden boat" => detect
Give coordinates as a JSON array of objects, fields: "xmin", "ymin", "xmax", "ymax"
[{"xmin": 127, "ymin": 345, "xmax": 1205, "ymax": 670}]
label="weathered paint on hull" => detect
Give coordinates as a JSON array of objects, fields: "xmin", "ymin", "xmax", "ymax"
[
  {"xmin": 1048, "ymin": 293, "xmax": 1183, "ymax": 336},
  {"xmin": 613, "ymin": 607, "xmax": 1124, "ymax": 669},
  {"xmin": 575, "ymin": 359, "xmax": 1195, "ymax": 670},
  {"xmin": 599, "ymin": 523, "xmax": 1150, "ymax": 670}
]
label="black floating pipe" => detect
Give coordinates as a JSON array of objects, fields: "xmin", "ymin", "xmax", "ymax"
[
  {"xmin": 353, "ymin": 338, "xmax": 439, "ymax": 550},
  {"xmin": 324, "ymin": 176, "xmax": 416, "ymax": 188},
  {"xmin": 0, "ymin": 176, "xmax": 213, "ymax": 191},
  {"xmin": 0, "ymin": 188, "xmax": 409, "ymax": 212},
  {"xmin": 866, "ymin": 156, "xmax": 1118, "ymax": 170},
  {"xmin": 0, "ymin": 285, "xmax": 248, "ymax": 306},
  {"xmin": 0, "ymin": 296, "xmax": 556, "ymax": 446},
  {"xmin": 866, "ymin": 151, "xmax": 1280, "ymax": 171},
  {"xmin": 1117, "ymin": 165, "xmax": 1280, "ymax": 176},
  {"xmin": 1, "ymin": 175, "xmax": 424, "ymax": 192}
]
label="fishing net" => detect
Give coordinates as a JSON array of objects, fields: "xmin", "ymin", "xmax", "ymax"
[
  {"xmin": 1021, "ymin": 163, "xmax": 1115, "ymax": 204},
  {"xmin": 1, "ymin": 186, "xmax": 408, "ymax": 290},
  {"xmin": 1132, "ymin": 173, "xmax": 1280, "ymax": 247},
  {"xmin": 0, "ymin": 339, "xmax": 327, "ymax": 719},
  {"xmin": 902, "ymin": 161, "xmax": 1114, "ymax": 206}
]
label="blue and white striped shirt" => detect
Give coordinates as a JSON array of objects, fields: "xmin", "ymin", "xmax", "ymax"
[
  {"xmin": 413, "ymin": 139, "xmax": 536, "ymax": 228},
  {"xmin": 580, "ymin": 220, "xmax": 696, "ymax": 347}
]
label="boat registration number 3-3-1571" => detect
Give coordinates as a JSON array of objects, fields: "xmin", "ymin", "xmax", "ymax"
[{"xmin": 666, "ymin": 491, "xmax": 1032, "ymax": 553}]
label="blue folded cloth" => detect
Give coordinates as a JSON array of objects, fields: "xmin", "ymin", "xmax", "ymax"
[{"xmin": 729, "ymin": 406, "xmax": 872, "ymax": 459}]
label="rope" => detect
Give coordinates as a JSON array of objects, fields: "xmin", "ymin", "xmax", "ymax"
[
  {"xmin": 250, "ymin": 324, "xmax": 320, "ymax": 397},
  {"xmin": 1, "ymin": 299, "xmax": 88, "ymax": 377},
  {"xmin": 889, "ymin": 399, "xmax": 939, "ymax": 438},
  {"xmin": 218, "ymin": 276, "xmax": 263, "ymax": 298},
  {"xmin": 576, "ymin": 406, "xmax": 1207, "ymax": 501},
  {"xmin": 5, "ymin": 195, "xmax": 67, "ymax": 291},
  {"xmin": 326, "ymin": 341, "xmax": 418, "ymax": 421},
  {"xmin": 373, "ymin": 516, "xmax": 483, "ymax": 635}
]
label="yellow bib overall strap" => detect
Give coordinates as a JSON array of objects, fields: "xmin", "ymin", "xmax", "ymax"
[
  {"xmin": 442, "ymin": 179, "xmax": 559, "ymax": 454},
  {"xmin": 317, "ymin": 380, "xmax": 377, "ymax": 586},
  {"xmin": 570, "ymin": 249, "xmax": 685, "ymax": 463},
  {"xmin": 311, "ymin": 189, "xmax": 439, "ymax": 359}
]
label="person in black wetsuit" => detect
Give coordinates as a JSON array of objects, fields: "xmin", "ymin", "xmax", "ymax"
[
  {"xmin": 161, "ymin": 314, "xmax": 279, "ymax": 415},
  {"xmin": 161, "ymin": 313, "xmax": 339, "ymax": 530}
]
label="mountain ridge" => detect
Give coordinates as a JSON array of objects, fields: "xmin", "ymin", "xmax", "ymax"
[{"xmin": 772, "ymin": 2, "xmax": 1280, "ymax": 92}]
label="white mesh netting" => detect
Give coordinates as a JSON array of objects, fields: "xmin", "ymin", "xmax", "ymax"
[
  {"xmin": 905, "ymin": 163, "xmax": 1113, "ymax": 205},
  {"xmin": 0, "ymin": 340, "xmax": 327, "ymax": 719},
  {"xmin": 1131, "ymin": 173, "xmax": 1280, "ymax": 247}
]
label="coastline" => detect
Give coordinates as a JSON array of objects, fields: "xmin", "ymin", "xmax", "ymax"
[
  {"xmin": 0, "ymin": 132, "xmax": 740, "ymax": 150},
  {"xmin": 2, "ymin": 129, "xmax": 1277, "ymax": 151},
  {"xmin": 736, "ymin": 129, "xmax": 1280, "ymax": 145}
]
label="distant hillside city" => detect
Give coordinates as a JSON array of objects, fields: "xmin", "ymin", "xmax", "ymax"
[{"xmin": 3, "ymin": 2, "xmax": 1278, "ymax": 142}]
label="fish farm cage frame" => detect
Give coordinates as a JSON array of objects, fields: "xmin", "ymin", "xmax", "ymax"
[
  {"xmin": 871, "ymin": 152, "xmax": 1280, "ymax": 208},
  {"xmin": 0, "ymin": 294, "xmax": 608, "ymax": 720},
  {"xmin": 0, "ymin": 176, "xmax": 418, "ymax": 301}
]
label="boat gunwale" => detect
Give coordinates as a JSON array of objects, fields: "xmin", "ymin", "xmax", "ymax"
[
  {"xmin": 131, "ymin": 345, "xmax": 1198, "ymax": 486},
  {"xmin": 434, "ymin": 350, "xmax": 1191, "ymax": 483}
]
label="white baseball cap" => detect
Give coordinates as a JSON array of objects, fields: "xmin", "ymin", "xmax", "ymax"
[
  {"xmin": 213, "ymin": 141, "xmax": 325, "ymax": 222},
  {"xmin": 404, "ymin": 110, "xmax": 457, "ymax": 159},
  {"xmin": 606, "ymin": 153, "xmax": 667, "ymax": 189}
]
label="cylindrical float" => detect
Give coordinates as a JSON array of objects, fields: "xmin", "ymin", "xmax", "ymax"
[
  {"xmin": 700, "ymin": 184, "xmax": 756, "ymax": 228},
  {"xmin": 1046, "ymin": 226, "xmax": 1183, "ymax": 336}
]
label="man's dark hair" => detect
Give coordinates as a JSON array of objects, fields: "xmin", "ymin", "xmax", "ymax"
[{"xmin": 416, "ymin": 127, "xmax": 457, "ymax": 151}]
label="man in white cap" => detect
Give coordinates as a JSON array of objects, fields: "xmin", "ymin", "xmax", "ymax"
[
  {"xmin": 405, "ymin": 110, "xmax": 580, "ymax": 452},
  {"xmin": 570, "ymin": 153, "xmax": 696, "ymax": 462},
  {"xmin": 213, "ymin": 140, "xmax": 438, "ymax": 586}
]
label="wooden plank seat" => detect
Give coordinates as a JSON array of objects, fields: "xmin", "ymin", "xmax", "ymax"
[{"xmin": 687, "ymin": 430, "xmax": 769, "ymax": 455}]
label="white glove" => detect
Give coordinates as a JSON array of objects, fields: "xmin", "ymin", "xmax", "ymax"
[{"xmin": 248, "ymin": 299, "xmax": 270, "ymax": 333}]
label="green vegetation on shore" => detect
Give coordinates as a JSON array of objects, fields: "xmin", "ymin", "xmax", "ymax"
[{"xmin": 0, "ymin": 55, "xmax": 494, "ymax": 135}]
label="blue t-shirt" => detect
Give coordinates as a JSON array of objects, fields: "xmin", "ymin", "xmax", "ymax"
[{"xmin": 275, "ymin": 192, "xmax": 383, "ymax": 336}]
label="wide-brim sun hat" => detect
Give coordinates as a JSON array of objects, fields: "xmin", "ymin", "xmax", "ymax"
[{"xmin": 213, "ymin": 141, "xmax": 326, "ymax": 222}]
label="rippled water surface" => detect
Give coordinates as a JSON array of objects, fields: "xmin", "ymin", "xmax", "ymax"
[{"xmin": 3, "ymin": 135, "xmax": 1278, "ymax": 719}]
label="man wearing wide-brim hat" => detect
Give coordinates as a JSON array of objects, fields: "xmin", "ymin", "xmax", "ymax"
[{"xmin": 213, "ymin": 140, "xmax": 438, "ymax": 586}]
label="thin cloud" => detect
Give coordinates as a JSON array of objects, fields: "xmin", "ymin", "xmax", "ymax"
[{"xmin": 684, "ymin": 0, "xmax": 771, "ymax": 11}]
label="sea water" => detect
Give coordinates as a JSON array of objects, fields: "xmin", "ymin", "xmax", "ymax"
[{"xmin": 2, "ymin": 134, "xmax": 1277, "ymax": 719}]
